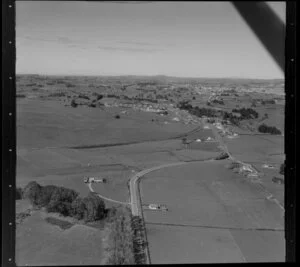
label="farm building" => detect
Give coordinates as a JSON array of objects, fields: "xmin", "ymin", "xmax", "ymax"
[{"xmin": 84, "ymin": 177, "xmax": 107, "ymax": 183}]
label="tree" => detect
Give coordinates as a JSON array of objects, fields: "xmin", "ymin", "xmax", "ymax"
[
  {"xmin": 258, "ymin": 124, "xmax": 281, "ymax": 135},
  {"xmin": 82, "ymin": 193, "xmax": 106, "ymax": 222},
  {"xmin": 46, "ymin": 186, "xmax": 79, "ymax": 215},
  {"xmin": 37, "ymin": 185, "xmax": 57, "ymax": 207},
  {"xmin": 71, "ymin": 197, "xmax": 86, "ymax": 220},
  {"xmin": 22, "ymin": 181, "xmax": 42, "ymax": 206},
  {"xmin": 71, "ymin": 99, "xmax": 78, "ymax": 108}
]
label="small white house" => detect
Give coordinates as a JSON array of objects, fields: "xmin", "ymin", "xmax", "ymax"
[
  {"xmin": 149, "ymin": 204, "xmax": 159, "ymax": 210},
  {"xmin": 196, "ymin": 139, "xmax": 202, "ymax": 142}
]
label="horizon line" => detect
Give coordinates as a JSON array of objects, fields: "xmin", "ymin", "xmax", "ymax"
[{"xmin": 16, "ymin": 73, "xmax": 284, "ymax": 81}]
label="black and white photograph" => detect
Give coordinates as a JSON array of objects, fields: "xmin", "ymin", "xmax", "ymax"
[{"xmin": 12, "ymin": 1, "xmax": 287, "ymax": 265}]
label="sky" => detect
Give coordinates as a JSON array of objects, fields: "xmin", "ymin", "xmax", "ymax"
[{"xmin": 16, "ymin": 1, "xmax": 285, "ymax": 79}]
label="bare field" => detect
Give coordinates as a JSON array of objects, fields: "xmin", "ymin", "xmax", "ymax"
[{"xmin": 140, "ymin": 161, "xmax": 284, "ymax": 263}]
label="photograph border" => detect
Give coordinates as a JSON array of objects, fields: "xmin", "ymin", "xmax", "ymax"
[{"xmin": 2, "ymin": 1, "xmax": 296, "ymax": 265}]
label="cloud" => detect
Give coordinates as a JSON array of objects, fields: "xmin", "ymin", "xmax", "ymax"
[
  {"xmin": 19, "ymin": 36, "xmax": 77, "ymax": 45},
  {"xmin": 118, "ymin": 41, "xmax": 155, "ymax": 46},
  {"xmin": 98, "ymin": 45, "xmax": 164, "ymax": 53},
  {"xmin": 56, "ymin": 36, "xmax": 73, "ymax": 45}
]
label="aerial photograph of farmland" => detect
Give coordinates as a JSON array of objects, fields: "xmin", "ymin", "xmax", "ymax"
[{"xmin": 15, "ymin": 1, "xmax": 285, "ymax": 265}]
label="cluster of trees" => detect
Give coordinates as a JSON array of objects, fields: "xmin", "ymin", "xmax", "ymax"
[
  {"xmin": 232, "ymin": 108, "xmax": 259, "ymax": 120},
  {"xmin": 65, "ymin": 83, "xmax": 75, "ymax": 88},
  {"xmin": 258, "ymin": 124, "xmax": 282, "ymax": 135},
  {"xmin": 222, "ymin": 111, "xmax": 241, "ymax": 126},
  {"xmin": 22, "ymin": 181, "xmax": 105, "ymax": 222},
  {"xmin": 211, "ymin": 99, "xmax": 224, "ymax": 105},
  {"xmin": 177, "ymin": 101, "xmax": 219, "ymax": 118},
  {"xmin": 77, "ymin": 93, "xmax": 90, "ymax": 100},
  {"xmin": 261, "ymin": 99, "xmax": 276, "ymax": 105},
  {"xmin": 106, "ymin": 207, "xmax": 135, "ymax": 265},
  {"xmin": 131, "ymin": 216, "xmax": 147, "ymax": 264},
  {"xmin": 48, "ymin": 92, "xmax": 66, "ymax": 97}
]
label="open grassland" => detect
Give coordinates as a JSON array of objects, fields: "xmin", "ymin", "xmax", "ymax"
[
  {"xmin": 140, "ymin": 161, "xmax": 284, "ymax": 263},
  {"xmin": 16, "ymin": 75, "xmax": 284, "ymax": 264},
  {"xmin": 16, "ymin": 203, "xmax": 106, "ymax": 266},
  {"xmin": 225, "ymin": 134, "xmax": 284, "ymax": 163},
  {"xmin": 17, "ymin": 99, "xmax": 194, "ymax": 149}
]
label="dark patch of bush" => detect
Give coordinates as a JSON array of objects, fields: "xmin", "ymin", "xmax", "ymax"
[
  {"xmin": 36, "ymin": 185, "xmax": 57, "ymax": 207},
  {"xmin": 78, "ymin": 94, "xmax": 89, "ymax": 100},
  {"xmin": 22, "ymin": 182, "xmax": 105, "ymax": 222},
  {"xmin": 222, "ymin": 111, "xmax": 240, "ymax": 126},
  {"xmin": 82, "ymin": 193, "xmax": 106, "ymax": 222},
  {"xmin": 106, "ymin": 207, "xmax": 118, "ymax": 223},
  {"xmin": 71, "ymin": 197, "xmax": 86, "ymax": 220},
  {"xmin": 263, "ymin": 99, "xmax": 276, "ymax": 104},
  {"xmin": 279, "ymin": 163, "xmax": 285, "ymax": 175},
  {"xmin": 22, "ymin": 181, "xmax": 42, "ymax": 206},
  {"xmin": 232, "ymin": 107, "xmax": 259, "ymax": 120},
  {"xmin": 46, "ymin": 187, "xmax": 79, "ymax": 215},
  {"xmin": 211, "ymin": 99, "xmax": 224, "ymax": 105},
  {"xmin": 96, "ymin": 94, "xmax": 103, "ymax": 100},
  {"xmin": 45, "ymin": 217, "xmax": 74, "ymax": 230},
  {"xmin": 115, "ymin": 115, "xmax": 120, "ymax": 119},
  {"xmin": 16, "ymin": 187, "xmax": 23, "ymax": 200},
  {"xmin": 70, "ymin": 193, "xmax": 105, "ymax": 222},
  {"xmin": 88, "ymin": 103, "xmax": 96, "ymax": 108},
  {"xmin": 71, "ymin": 99, "xmax": 78, "ymax": 108},
  {"xmin": 48, "ymin": 92, "xmax": 66, "ymax": 97},
  {"xmin": 177, "ymin": 100, "xmax": 219, "ymax": 118},
  {"xmin": 258, "ymin": 124, "xmax": 281, "ymax": 135}
]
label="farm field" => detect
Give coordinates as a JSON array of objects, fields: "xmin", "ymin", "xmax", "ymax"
[
  {"xmin": 140, "ymin": 161, "xmax": 284, "ymax": 263},
  {"xmin": 16, "ymin": 74, "xmax": 285, "ymax": 265},
  {"xmin": 16, "ymin": 202, "xmax": 106, "ymax": 266},
  {"xmin": 17, "ymin": 99, "xmax": 195, "ymax": 149},
  {"xmin": 225, "ymin": 134, "xmax": 284, "ymax": 163}
]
